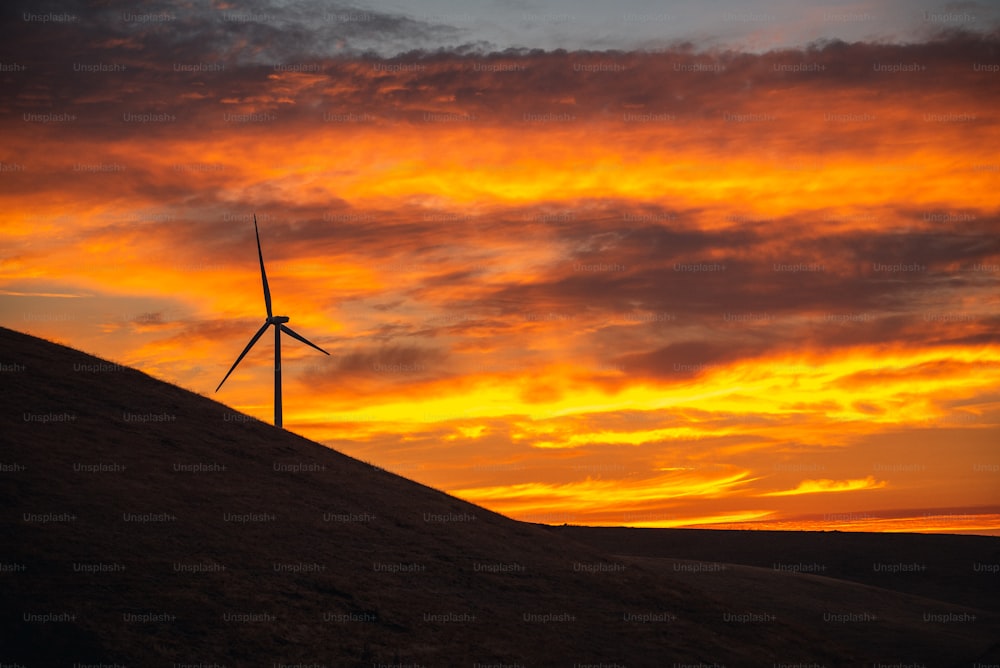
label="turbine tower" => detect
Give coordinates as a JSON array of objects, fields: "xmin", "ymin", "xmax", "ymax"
[{"xmin": 216, "ymin": 215, "xmax": 329, "ymax": 428}]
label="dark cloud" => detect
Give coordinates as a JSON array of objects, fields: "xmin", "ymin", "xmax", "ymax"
[
  {"xmin": 332, "ymin": 344, "xmax": 446, "ymax": 375},
  {"xmin": 615, "ymin": 340, "xmax": 765, "ymax": 378},
  {"xmin": 3, "ymin": 0, "xmax": 466, "ymax": 65},
  {"xmin": 3, "ymin": 16, "xmax": 997, "ymax": 130}
]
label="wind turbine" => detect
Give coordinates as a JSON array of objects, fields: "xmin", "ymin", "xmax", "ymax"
[{"xmin": 216, "ymin": 215, "xmax": 329, "ymax": 428}]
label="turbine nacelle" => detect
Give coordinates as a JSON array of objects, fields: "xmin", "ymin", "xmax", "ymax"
[{"xmin": 269, "ymin": 315, "xmax": 290, "ymax": 324}]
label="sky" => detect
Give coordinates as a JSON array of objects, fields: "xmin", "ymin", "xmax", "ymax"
[{"xmin": 1, "ymin": 0, "xmax": 998, "ymax": 534}]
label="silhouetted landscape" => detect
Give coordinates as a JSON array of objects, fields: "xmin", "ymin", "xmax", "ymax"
[{"xmin": 1, "ymin": 325, "xmax": 998, "ymax": 666}]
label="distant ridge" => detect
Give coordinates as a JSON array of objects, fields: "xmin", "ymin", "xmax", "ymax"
[
  {"xmin": 550, "ymin": 525, "xmax": 1000, "ymax": 613},
  {"xmin": 1, "ymin": 326, "xmax": 997, "ymax": 666}
]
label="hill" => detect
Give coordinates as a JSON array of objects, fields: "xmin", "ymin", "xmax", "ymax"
[
  {"xmin": 1, "ymin": 325, "xmax": 997, "ymax": 666},
  {"xmin": 550, "ymin": 526, "xmax": 1000, "ymax": 613}
]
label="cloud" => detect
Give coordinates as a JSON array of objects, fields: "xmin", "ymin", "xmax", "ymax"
[
  {"xmin": 0, "ymin": 289, "xmax": 90, "ymax": 298},
  {"xmin": 759, "ymin": 475, "xmax": 887, "ymax": 496},
  {"xmin": 332, "ymin": 344, "xmax": 447, "ymax": 376}
]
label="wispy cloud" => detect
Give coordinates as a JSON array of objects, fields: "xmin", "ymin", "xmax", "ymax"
[{"xmin": 759, "ymin": 476, "xmax": 888, "ymax": 496}]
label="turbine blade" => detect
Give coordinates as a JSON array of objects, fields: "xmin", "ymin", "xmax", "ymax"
[
  {"xmin": 280, "ymin": 324, "xmax": 329, "ymax": 355},
  {"xmin": 215, "ymin": 321, "xmax": 270, "ymax": 392},
  {"xmin": 254, "ymin": 214, "xmax": 273, "ymax": 318}
]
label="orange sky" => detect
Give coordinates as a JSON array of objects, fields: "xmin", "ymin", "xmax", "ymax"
[{"xmin": 1, "ymin": 19, "xmax": 998, "ymax": 534}]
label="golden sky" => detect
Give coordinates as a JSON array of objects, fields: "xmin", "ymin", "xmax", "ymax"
[{"xmin": 1, "ymin": 6, "xmax": 998, "ymax": 533}]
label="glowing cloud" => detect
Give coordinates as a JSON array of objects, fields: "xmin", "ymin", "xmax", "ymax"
[{"xmin": 760, "ymin": 476, "xmax": 888, "ymax": 497}]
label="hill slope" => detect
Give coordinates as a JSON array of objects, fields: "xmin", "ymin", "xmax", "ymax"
[{"xmin": 1, "ymin": 326, "xmax": 997, "ymax": 666}]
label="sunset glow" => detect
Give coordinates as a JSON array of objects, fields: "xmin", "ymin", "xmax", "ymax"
[{"xmin": 1, "ymin": 2, "xmax": 998, "ymax": 534}]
